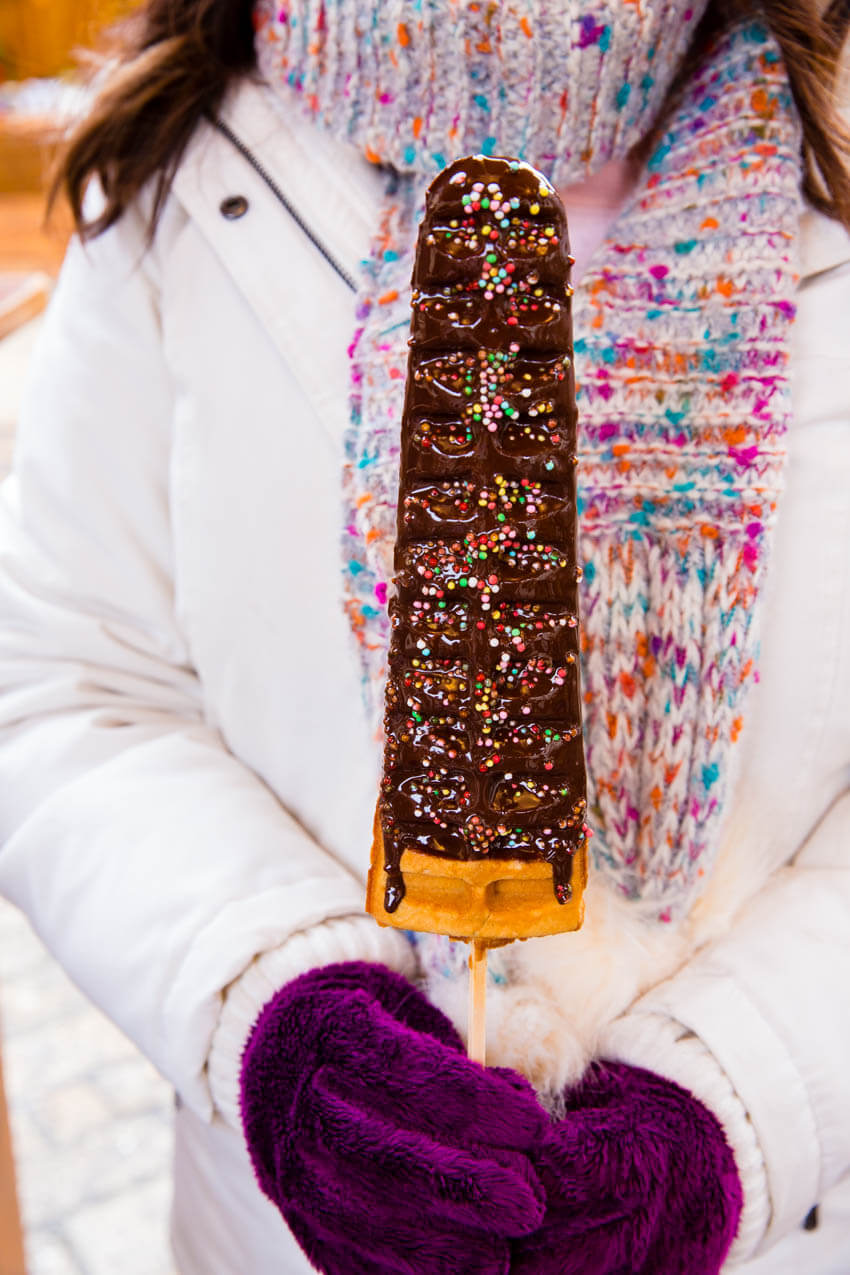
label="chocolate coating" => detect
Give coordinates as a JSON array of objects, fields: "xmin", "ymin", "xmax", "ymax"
[{"xmin": 378, "ymin": 156, "xmax": 588, "ymax": 912}]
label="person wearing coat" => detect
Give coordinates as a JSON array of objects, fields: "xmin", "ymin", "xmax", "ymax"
[{"xmin": 1, "ymin": 1, "xmax": 849, "ymax": 1271}]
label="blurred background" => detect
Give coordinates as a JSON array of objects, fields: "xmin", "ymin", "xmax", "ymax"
[{"xmin": 1, "ymin": 4, "xmax": 178, "ymax": 1273}]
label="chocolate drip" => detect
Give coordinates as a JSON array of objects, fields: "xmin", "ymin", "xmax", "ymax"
[
  {"xmin": 384, "ymin": 869, "xmax": 406, "ymax": 913},
  {"xmin": 380, "ymin": 156, "xmax": 587, "ymax": 906}
]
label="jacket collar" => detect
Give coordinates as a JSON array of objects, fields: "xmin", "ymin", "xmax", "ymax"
[
  {"xmin": 799, "ymin": 204, "xmax": 850, "ymax": 280},
  {"xmin": 169, "ymin": 76, "xmax": 386, "ymax": 444},
  {"xmin": 213, "ymin": 74, "xmax": 388, "ymax": 283},
  {"xmin": 170, "ymin": 74, "xmax": 850, "ymax": 414},
  {"xmin": 181, "ymin": 76, "xmax": 850, "ymax": 294}
]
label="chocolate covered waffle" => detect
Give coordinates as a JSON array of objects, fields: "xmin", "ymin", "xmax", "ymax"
[{"xmin": 366, "ymin": 155, "xmax": 588, "ymax": 944}]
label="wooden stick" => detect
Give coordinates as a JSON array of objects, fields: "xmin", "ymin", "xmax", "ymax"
[{"xmin": 467, "ymin": 940, "xmax": 488, "ymax": 1065}]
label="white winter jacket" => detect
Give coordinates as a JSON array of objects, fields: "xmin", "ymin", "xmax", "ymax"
[{"xmin": 1, "ymin": 76, "xmax": 849, "ymax": 1274}]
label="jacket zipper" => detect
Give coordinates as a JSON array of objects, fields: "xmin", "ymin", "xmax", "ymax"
[{"xmin": 207, "ymin": 113, "xmax": 359, "ymax": 295}]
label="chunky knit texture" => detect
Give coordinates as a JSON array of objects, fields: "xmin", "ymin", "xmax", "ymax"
[
  {"xmin": 254, "ymin": 0, "xmax": 710, "ymax": 186},
  {"xmin": 256, "ymin": 8, "xmax": 803, "ymax": 918}
]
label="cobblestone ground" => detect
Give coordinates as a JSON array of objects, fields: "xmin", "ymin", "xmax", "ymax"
[{"xmin": 0, "ymin": 317, "xmax": 178, "ymax": 1274}]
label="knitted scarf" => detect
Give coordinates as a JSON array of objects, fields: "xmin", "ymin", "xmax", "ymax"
[{"xmin": 255, "ymin": 2, "xmax": 803, "ymax": 921}]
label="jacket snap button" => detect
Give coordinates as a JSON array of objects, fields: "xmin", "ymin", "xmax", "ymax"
[{"xmin": 220, "ymin": 195, "xmax": 249, "ymax": 219}]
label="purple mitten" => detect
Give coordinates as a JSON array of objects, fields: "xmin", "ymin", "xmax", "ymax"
[
  {"xmin": 239, "ymin": 960, "xmax": 548, "ymax": 1275},
  {"xmin": 512, "ymin": 1060, "xmax": 743, "ymax": 1275}
]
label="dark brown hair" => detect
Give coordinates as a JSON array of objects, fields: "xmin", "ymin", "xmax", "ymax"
[
  {"xmin": 48, "ymin": 0, "xmax": 259, "ymax": 244},
  {"xmin": 49, "ymin": 0, "xmax": 850, "ymax": 246}
]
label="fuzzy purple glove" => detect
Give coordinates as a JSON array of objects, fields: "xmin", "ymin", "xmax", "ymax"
[
  {"xmin": 511, "ymin": 1060, "xmax": 744, "ymax": 1275},
  {"xmin": 239, "ymin": 960, "xmax": 548, "ymax": 1275}
]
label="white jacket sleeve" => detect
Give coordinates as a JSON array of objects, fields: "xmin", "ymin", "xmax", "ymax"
[
  {"xmin": 600, "ymin": 792, "xmax": 850, "ymax": 1265},
  {"xmin": 0, "ymin": 188, "xmax": 414, "ymax": 1122}
]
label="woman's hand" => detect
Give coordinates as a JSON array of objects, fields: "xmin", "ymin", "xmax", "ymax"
[
  {"xmin": 239, "ymin": 960, "xmax": 548, "ymax": 1275},
  {"xmin": 511, "ymin": 1060, "xmax": 743, "ymax": 1275}
]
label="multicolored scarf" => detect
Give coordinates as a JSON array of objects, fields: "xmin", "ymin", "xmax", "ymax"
[{"xmin": 255, "ymin": 2, "xmax": 803, "ymax": 920}]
